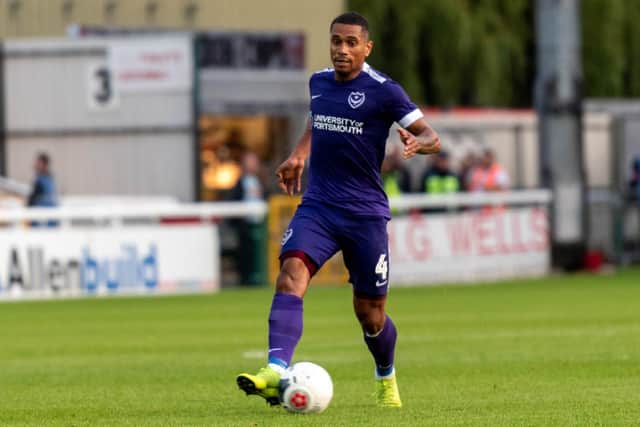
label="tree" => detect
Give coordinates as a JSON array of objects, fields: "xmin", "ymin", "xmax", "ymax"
[
  {"xmin": 624, "ymin": 0, "xmax": 640, "ymax": 96},
  {"xmin": 349, "ymin": 0, "xmax": 532, "ymax": 106},
  {"xmin": 348, "ymin": 0, "xmax": 638, "ymax": 106},
  {"xmin": 350, "ymin": 0, "xmax": 422, "ymax": 98},
  {"xmin": 581, "ymin": 0, "xmax": 625, "ymax": 97}
]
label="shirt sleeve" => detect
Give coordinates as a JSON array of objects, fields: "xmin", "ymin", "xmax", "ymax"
[{"xmin": 383, "ymin": 81, "xmax": 423, "ymax": 128}]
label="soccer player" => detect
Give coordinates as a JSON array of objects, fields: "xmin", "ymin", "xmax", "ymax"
[{"xmin": 236, "ymin": 11, "xmax": 440, "ymax": 408}]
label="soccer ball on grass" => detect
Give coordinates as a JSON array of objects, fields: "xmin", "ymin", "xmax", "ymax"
[{"xmin": 279, "ymin": 362, "xmax": 333, "ymax": 414}]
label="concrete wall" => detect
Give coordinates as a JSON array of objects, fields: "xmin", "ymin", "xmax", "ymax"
[
  {"xmin": 4, "ymin": 39, "xmax": 191, "ymax": 131},
  {"xmin": 8, "ymin": 134, "xmax": 193, "ymax": 198},
  {"xmin": 3, "ymin": 36, "xmax": 195, "ymax": 200}
]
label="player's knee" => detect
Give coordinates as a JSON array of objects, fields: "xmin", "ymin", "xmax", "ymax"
[
  {"xmin": 275, "ymin": 271, "xmax": 300, "ymax": 295},
  {"xmin": 275, "ymin": 258, "xmax": 310, "ymax": 297},
  {"xmin": 354, "ymin": 304, "xmax": 386, "ymax": 335},
  {"xmin": 359, "ymin": 315, "xmax": 385, "ymax": 335}
]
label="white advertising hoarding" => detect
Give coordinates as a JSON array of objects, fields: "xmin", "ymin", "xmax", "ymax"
[
  {"xmin": 108, "ymin": 37, "xmax": 192, "ymax": 92},
  {"xmin": 0, "ymin": 224, "xmax": 219, "ymax": 300},
  {"xmin": 388, "ymin": 207, "xmax": 549, "ymax": 285}
]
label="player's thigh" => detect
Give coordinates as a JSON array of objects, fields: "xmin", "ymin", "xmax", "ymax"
[
  {"xmin": 340, "ymin": 217, "xmax": 390, "ymax": 297},
  {"xmin": 279, "ymin": 207, "xmax": 340, "ymax": 273}
]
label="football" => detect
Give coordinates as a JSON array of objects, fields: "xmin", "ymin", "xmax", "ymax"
[{"xmin": 279, "ymin": 362, "xmax": 333, "ymax": 414}]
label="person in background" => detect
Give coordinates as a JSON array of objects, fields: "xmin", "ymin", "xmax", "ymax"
[
  {"xmin": 229, "ymin": 151, "xmax": 265, "ymax": 285},
  {"xmin": 230, "ymin": 151, "xmax": 263, "ymax": 209},
  {"xmin": 630, "ymin": 155, "xmax": 640, "ymax": 202},
  {"xmin": 421, "ymin": 150, "xmax": 460, "ymax": 195},
  {"xmin": 419, "ymin": 150, "xmax": 460, "ymax": 213},
  {"xmin": 458, "ymin": 152, "xmax": 478, "ymax": 192},
  {"xmin": 381, "ymin": 143, "xmax": 412, "ymax": 197},
  {"xmin": 468, "ymin": 148, "xmax": 510, "ymax": 192},
  {"xmin": 28, "ymin": 152, "xmax": 58, "ymax": 208},
  {"xmin": 381, "ymin": 144, "xmax": 412, "ymax": 215}
]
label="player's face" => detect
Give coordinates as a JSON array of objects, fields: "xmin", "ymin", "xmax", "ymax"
[
  {"xmin": 330, "ymin": 23, "xmax": 372, "ymax": 81},
  {"xmin": 34, "ymin": 159, "xmax": 45, "ymax": 174}
]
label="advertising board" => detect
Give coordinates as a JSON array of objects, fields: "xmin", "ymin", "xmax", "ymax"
[{"xmin": 0, "ymin": 224, "xmax": 219, "ymax": 300}]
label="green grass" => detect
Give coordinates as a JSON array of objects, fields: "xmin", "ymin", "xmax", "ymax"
[{"xmin": 1, "ymin": 269, "xmax": 640, "ymax": 426}]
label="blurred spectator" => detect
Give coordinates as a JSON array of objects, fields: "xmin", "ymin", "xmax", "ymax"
[
  {"xmin": 27, "ymin": 152, "xmax": 58, "ymax": 208},
  {"xmin": 630, "ymin": 155, "xmax": 640, "ymax": 202},
  {"xmin": 468, "ymin": 148, "xmax": 510, "ymax": 192},
  {"xmin": 229, "ymin": 151, "xmax": 265, "ymax": 285},
  {"xmin": 420, "ymin": 150, "xmax": 460, "ymax": 213},
  {"xmin": 27, "ymin": 152, "xmax": 58, "ymax": 227},
  {"xmin": 458, "ymin": 152, "xmax": 479, "ymax": 192},
  {"xmin": 381, "ymin": 144, "xmax": 412, "ymax": 215},
  {"xmin": 230, "ymin": 151, "xmax": 263, "ymax": 211},
  {"xmin": 421, "ymin": 151, "xmax": 460, "ymax": 195},
  {"xmin": 381, "ymin": 144, "xmax": 412, "ymax": 196}
]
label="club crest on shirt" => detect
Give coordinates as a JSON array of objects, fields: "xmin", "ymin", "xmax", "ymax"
[
  {"xmin": 348, "ymin": 91, "xmax": 366, "ymax": 109},
  {"xmin": 281, "ymin": 228, "xmax": 293, "ymax": 246}
]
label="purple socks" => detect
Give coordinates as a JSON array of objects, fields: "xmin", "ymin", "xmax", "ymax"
[
  {"xmin": 267, "ymin": 292, "xmax": 396, "ymax": 378},
  {"xmin": 267, "ymin": 293, "xmax": 303, "ymax": 368},
  {"xmin": 364, "ymin": 315, "xmax": 397, "ymax": 378}
]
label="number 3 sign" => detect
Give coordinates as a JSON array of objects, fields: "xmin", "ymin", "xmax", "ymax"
[{"xmin": 87, "ymin": 63, "xmax": 119, "ymax": 111}]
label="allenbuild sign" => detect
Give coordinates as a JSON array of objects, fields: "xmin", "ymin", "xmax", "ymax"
[{"xmin": 0, "ymin": 225, "xmax": 219, "ymax": 300}]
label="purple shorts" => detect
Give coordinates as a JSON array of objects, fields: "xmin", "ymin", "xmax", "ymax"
[{"xmin": 280, "ymin": 200, "xmax": 390, "ymax": 297}]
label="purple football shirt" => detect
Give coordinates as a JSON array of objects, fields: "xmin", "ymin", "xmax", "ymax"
[{"xmin": 303, "ymin": 63, "xmax": 423, "ymax": 219}]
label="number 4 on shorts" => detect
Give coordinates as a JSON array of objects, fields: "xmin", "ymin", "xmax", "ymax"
[{"xmin": 375, "ymin": 254, "xmax": 388, "ymax": 280}]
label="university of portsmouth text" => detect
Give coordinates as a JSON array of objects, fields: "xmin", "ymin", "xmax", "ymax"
[{"xmin": 312, "ymin": 114, "xmax": 364, "ymax": 135}]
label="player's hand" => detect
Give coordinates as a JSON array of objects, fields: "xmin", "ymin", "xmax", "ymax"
[
  {"xmin": 276, "ymin": 156, "xmax": 305, "ymax": 196},
  {"xmin": 397, "ymin": 127, "xmax": 420, "ymax": 159},
  {"xmin": 397, "ymin": 127, "xmax": 440, "ymax": 158}
]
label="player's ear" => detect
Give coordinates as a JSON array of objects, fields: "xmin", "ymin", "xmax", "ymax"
[{"xmin": 365, "ymin": 39, "xmax": 373, "ymax": 57}]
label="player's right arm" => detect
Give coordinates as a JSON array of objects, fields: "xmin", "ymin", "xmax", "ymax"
[{"xmin": 276, "ymin": 118, "xmax": 311, "ymax": 196}]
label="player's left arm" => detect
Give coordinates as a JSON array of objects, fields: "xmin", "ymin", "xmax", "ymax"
[{"xmin": 397, "ymin": 119, "xmax": 441, "ymax": 159}]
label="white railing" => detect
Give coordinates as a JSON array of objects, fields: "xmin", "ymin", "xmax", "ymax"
[
  {"xmin": 61, "ymin": 195, "xmax": 180, "ymax": 207},
  {"xmin": 0, "ymin": 201, "xmax": 268, "ymax": 227},
  {"xmin": 0, "ymin": 176, "xmax": 30, "ymax": 197},
  {"xmin": 389, "ymin": 189, "xmax": 552, "ymax": 210},
  {"xmin": 0, "ymin": 190, "xmax": 552, "ymax": 227}
]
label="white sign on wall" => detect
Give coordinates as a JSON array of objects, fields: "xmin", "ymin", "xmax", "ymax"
[
  {"xmin": 388, "ymin": 207, "xmax": 549, "ymax": 285},
  {"xmin": 108, "ymin": 37, "xmax": 193, "ymax": 93},
  {"xmin": 0, "ymin": 224, "xmax": 218, "ymax": 300}
]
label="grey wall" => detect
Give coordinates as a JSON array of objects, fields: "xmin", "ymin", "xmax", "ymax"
[
  {"xmin": 8, "ymin": 134, "xmax": 193, "ymax": 200},
  {"xmin": 3, "ymin": 37, "xmax": 195, "ymax": 201}
]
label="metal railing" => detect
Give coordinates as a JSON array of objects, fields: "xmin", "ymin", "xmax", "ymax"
[
  {"xmin": 0, "ymin": 201, "xmax": 268, "ymax": 227},
  {"xmin": 389, "ymin": 189, "xmax": 552, "ymax": 210}
]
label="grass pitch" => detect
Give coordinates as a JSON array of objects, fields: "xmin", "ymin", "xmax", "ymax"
[{"xmin": 1, "ymin": 269, "xmax": 639, "ymax": 426}]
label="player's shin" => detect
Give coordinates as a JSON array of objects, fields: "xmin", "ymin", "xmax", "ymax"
[
  {"xmin": 268, "ymin": 292, "xmax": 303, "ymax": 373},
  {"xmin": 363, "ymin": 314, "xmax": 397, "ymax": 378}
]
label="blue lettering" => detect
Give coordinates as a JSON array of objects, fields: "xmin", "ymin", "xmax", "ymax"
[
  {"xmin": 82, "ymin": 248, "xmax": 99, "ymax": 292},
  {"xmin": 81, "ymin": 244, "xmax": 158, "ymax": 293},
  {"xmin": 103, "ymin": 259, "xmax": 119, "ymax": 291},
  {"xmin": 142, "ymin": 245, "xmax": 158, "ymax": 289},
  {"xmin": 121, "ymin": 245, "xmax": 138, "ymax": 288}
]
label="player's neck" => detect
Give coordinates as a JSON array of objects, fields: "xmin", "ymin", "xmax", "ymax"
[{"xmin": 334, "ymin": 68, "xmax": 363, "ymax": 82}]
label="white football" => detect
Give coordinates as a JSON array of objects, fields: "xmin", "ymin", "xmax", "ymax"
[{"xmin": 279, "ymin": 362, "xmax": 333, "ymax": 414}]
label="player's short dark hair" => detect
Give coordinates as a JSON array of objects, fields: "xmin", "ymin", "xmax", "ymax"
[{"xmin": 330, "ymin": 12, "xmax": 369, "ymax": 35}]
